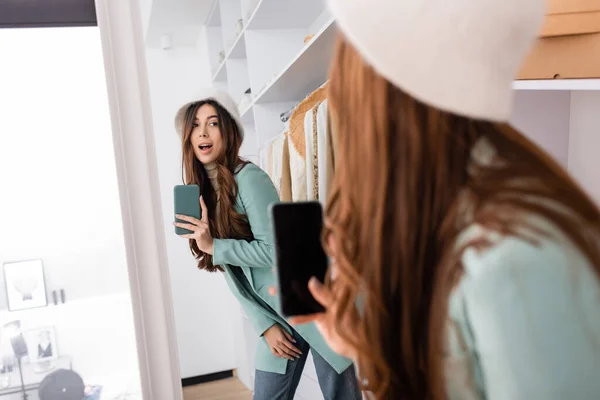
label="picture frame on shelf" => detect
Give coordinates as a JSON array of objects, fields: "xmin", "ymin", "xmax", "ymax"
[
  {"xmin": 3, "ymin": 260, "xmax": 48, "ymax": 311},
  {"xmin": 24, "ymin": 326, "xmax": 59, "ymax": 372}
]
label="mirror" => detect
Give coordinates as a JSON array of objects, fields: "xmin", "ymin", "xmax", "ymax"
[{"xmin": 139, "ymin": 0, "xmax": 363, "ymax": 399}]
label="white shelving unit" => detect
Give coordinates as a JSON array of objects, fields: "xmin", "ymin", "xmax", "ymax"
[
  {"xmin": 203, "ymin": 1, "xmax": 333, "ymax": 396},
  {"xmin": 513, "ymin": 79, "xmax": 600, "ymax": 91},
  {"xmin": 205, "ymin": 0, "xmax": 333, "ymax": 164}
]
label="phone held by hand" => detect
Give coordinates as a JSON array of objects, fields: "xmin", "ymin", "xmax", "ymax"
[
  {"xmin": 270, "ymin": 201, "xmax": 328, "ymax": 317},
  {"xmin": 173, "ymin": 184, "xmax": 201, "ymax": 235}
]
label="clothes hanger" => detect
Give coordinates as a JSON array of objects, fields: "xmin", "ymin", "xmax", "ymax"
[{"xmin": 279, "ymin": 80, "xmax": 329, "ymax": 122}]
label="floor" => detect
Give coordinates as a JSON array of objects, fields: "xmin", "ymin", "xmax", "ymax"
[{"xmin": 183, "ymin": 378, "xmax": 253, "ymax": 400}]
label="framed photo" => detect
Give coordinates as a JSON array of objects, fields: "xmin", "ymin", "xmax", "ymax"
[
  {"xmin": 3, "ymin": 260, "xmax": 48, "ymax": 311},
  {"xmin": 24, "ymin": 327, "xmax": 58, "ymax": 363}
]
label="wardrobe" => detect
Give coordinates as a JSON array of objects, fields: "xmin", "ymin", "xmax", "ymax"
[{"xmin": 204, "ymin": 0, "xmax": 600, "ymax": 398}]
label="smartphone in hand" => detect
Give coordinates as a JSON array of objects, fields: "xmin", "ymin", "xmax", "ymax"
[
  {"xmin": 271, "ymin": 201, "xmax": 328, "ymax": 317},
  {"xmin": 173, "ymin": 184, "xmax": 201, "ymax": 235}
]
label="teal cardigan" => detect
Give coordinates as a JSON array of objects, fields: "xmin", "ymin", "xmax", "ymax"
[
  {"xmin": 445, "ymin": 215, "xmax": 600, "ymax": 399},
  {"xmin": 212, "ymin": 163, "xmax": 353, "ymax": 375}
]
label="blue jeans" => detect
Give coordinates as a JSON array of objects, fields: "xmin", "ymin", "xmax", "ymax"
[{"xmin": 253, "ymin": 330, "xmax": 361, "ymax": 400}]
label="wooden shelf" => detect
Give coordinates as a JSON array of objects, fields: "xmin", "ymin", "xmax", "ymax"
[
  {"xmin": 513, "ymin": 79, "xmax": 600, "ymax": 91},
  {"xmin": 251, "ymin": 19, "xmax": 335, "ymax": 104},
  {"xmin": 246, "ymin": 0, "xmax": 327, "ymax": 30}
]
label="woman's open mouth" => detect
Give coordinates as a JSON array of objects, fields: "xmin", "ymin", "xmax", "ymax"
[{"xmin": 198, "ymin": 144, "xmax": 213, "ymax": 154}]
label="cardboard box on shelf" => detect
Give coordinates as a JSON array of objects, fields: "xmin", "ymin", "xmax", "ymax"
[
  {"xmin": 547, "ymin": 0, "xmax": 600, "ymax": 15},
  {"xmin": 518, "ymin": 32, "xmax": 600, "ymax": 79},
  {"xmin": 517, "ymin": 2, "xmax": 600, "ymax": 80},
  {"xmin": 540, "ymin": 11, "xmax": 600, "ymax": 36}
]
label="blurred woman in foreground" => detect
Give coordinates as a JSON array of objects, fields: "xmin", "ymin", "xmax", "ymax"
[{"xmin": 293, "ymin": 0, "xmax": 600, "ymax": 399}]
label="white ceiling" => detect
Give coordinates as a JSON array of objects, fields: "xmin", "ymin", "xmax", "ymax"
[{"xmin": 143, "ymin": 0, "xmax": 214, "ymax": 48}]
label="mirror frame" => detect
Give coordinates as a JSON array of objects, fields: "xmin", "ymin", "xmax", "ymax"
[{"xmin": 95, "ymin": 0, "xmax": 183, "ymax": 399}]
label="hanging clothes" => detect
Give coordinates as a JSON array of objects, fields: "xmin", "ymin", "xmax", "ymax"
[
  {"xmin": 316, "ymin": 100, "xmax": 332, "ymax": 204},
  {"xmin": 280, "ymin": 134, "xmax": 292, "ymax": 202},
  {"xmin": 259, "ymin": 144, "xmax": 270, "ymax": 173},
  {"xmin": 288, "ymin": 85, "xmax": 328, "ymax": 201},
  {"xmin": 267, "ymin": 133, "xmax": 288, "ymax": 197},
  {"xmin": 266, "ymin": 139, "xmax": 275, "ymax": 187},
  {"xmin": 329, "ymin": 105, "xmax": 339, "ymax": 170},
  {"xmin": 304, "ymin": 101, "xmax": 323, "ymax": 201}
]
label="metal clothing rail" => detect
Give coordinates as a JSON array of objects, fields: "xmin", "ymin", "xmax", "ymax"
[{"xmin": 279, "ymin": 80, "xmax": 329, "ymax": 122}]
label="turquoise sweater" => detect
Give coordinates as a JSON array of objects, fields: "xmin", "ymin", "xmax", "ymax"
[
  {"xmin": 212, "ymin": 163, "xmax": 353, "ymax": 375},
  {"xmin": 445, "ymin": 214, "xmax": 600, "ymax": 399}
]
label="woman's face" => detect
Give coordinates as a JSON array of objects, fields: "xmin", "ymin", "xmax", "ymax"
[{"xmin": 190, "ymin": 104, "xmax": 224, "ymax": 165}]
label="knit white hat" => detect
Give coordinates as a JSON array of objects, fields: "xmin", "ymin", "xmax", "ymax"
[
  {"xmin": 174, "ymin": 87, "xmax": 244, "ymax": 139},
  {"xmin": 328, "ymin": 0, "xmax": 546, "ymax": 122}
]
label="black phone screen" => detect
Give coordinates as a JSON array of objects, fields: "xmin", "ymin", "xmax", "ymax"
[{"xmin": 271, "ymin": 201, "xmax": 328, "ymax": 317}]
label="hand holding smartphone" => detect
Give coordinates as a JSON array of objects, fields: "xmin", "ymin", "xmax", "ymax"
[
  {"xmin": 173, "ymin": 184, "xmax": 201, "ymax": 235},
  {"xmin": 271, "ymin": 201, "xmax": 329, "ymax": 317}
]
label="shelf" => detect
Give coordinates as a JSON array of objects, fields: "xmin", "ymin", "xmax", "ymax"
[
  {"xmin": 241, "ymin": 104, "xmax": 254, "ymax": 124},
  {"xmin": 206, "ymin": 0, "xmax": 221, "ymax": 27},
  {"xmin": 210, "ymin": 14, "xmax": 247, "ymax": 84},
  {"xmin": 210, "ymin": 0, "xmax": 327, "ymax": 84},
  {"xmin": 252, "ymin": 19, "xmax": 336, "ymax": 104},
  {"xmin": 513, "ymin": 79, "xmax": 600, "ymax": 91},
  {"xmin": 227, "ymin": 32, "xmax": 246, "ymax": 59},
  {"xmin": 246, "ymin": 0, "xmax": 327, "ymax": 30},
  {"xmin": 212, "ymin": 60, "xmax": 227, "ymax": 82}
]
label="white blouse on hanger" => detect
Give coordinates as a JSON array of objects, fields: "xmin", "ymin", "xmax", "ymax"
[
  {"xmin": 267, "ymin": 134, "xmax": 287, "ymax": 197},
  {"xmin": 316, "ymin": 100, "xmax": 329, "ymax": 204},
  {"xmin": 305, "ymin": 105, "xmax": 318, "ymax": 201}
]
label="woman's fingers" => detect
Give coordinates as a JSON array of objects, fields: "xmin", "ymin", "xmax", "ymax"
[
  {"xmin": 279, "ymin": 342, "xmax": 301, "ymax": 359},
  {"xmin": 199, "ymin": 196, "xmax": 209, "ymax": 223},
  {"xmin": 308, "ymin": 277, "xmax": 333, "ymax": 308},
  {"xmin": 276, "ymin": 329, "xmax": 301, "ymax": 358},
  {"xmin": 173, "ymin": 222, "xmax": 197, "ymax": 231},
  {"xmin": 175, "ymin": 214, "xmax": 201, "ymax": 225},
  {"xmin": 282, "ymin": 329, "xmax": 297, "ymax": 344},
  {"xmin": 274, "ymin": 346, "xmax": 293, "ymax": 360},
  {"xmin": 273, "ymin": 347, "xmax": 289, "ymax": 359}
]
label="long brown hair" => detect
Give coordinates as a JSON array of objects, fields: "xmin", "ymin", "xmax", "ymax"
[
  {"xmin": 181, "ymin": 100, "xmax": 253, "ymax": 272},
  {"xmin": 324, "ymin": 36, "xmax": 600, "ymax": 399}
]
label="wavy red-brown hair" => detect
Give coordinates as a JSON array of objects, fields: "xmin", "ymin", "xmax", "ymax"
[
  {"xmin": 323, "ymin": 36, "xmax": 600, "ymax": 399},
  {"xmin": 181, "ymin": 100, "xmax": 253, "ymax": 272}
]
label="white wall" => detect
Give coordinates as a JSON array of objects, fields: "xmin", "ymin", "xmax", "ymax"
[
  {"xmin": 511, "ymin": 91, "xmax": 571, "ymax": 167},
  {"xmin": 568, "ymin": 92, "xmax": 600, "ymax": 204},
  {"xmin": 511, "ymin": 90, "xmax": 600, "ymax": 206},
  {"xmin": 143, "ymin": 0, "xmax": 212, "ymax": 48},
  {"xmin": 144, "ymin": 31, "xmax": 238, "ymax": 379}
]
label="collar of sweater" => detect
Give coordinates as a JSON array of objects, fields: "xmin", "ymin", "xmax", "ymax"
[{"xmin": 204, "ymin": 162, "xmax": 220, "ymax": 197}]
